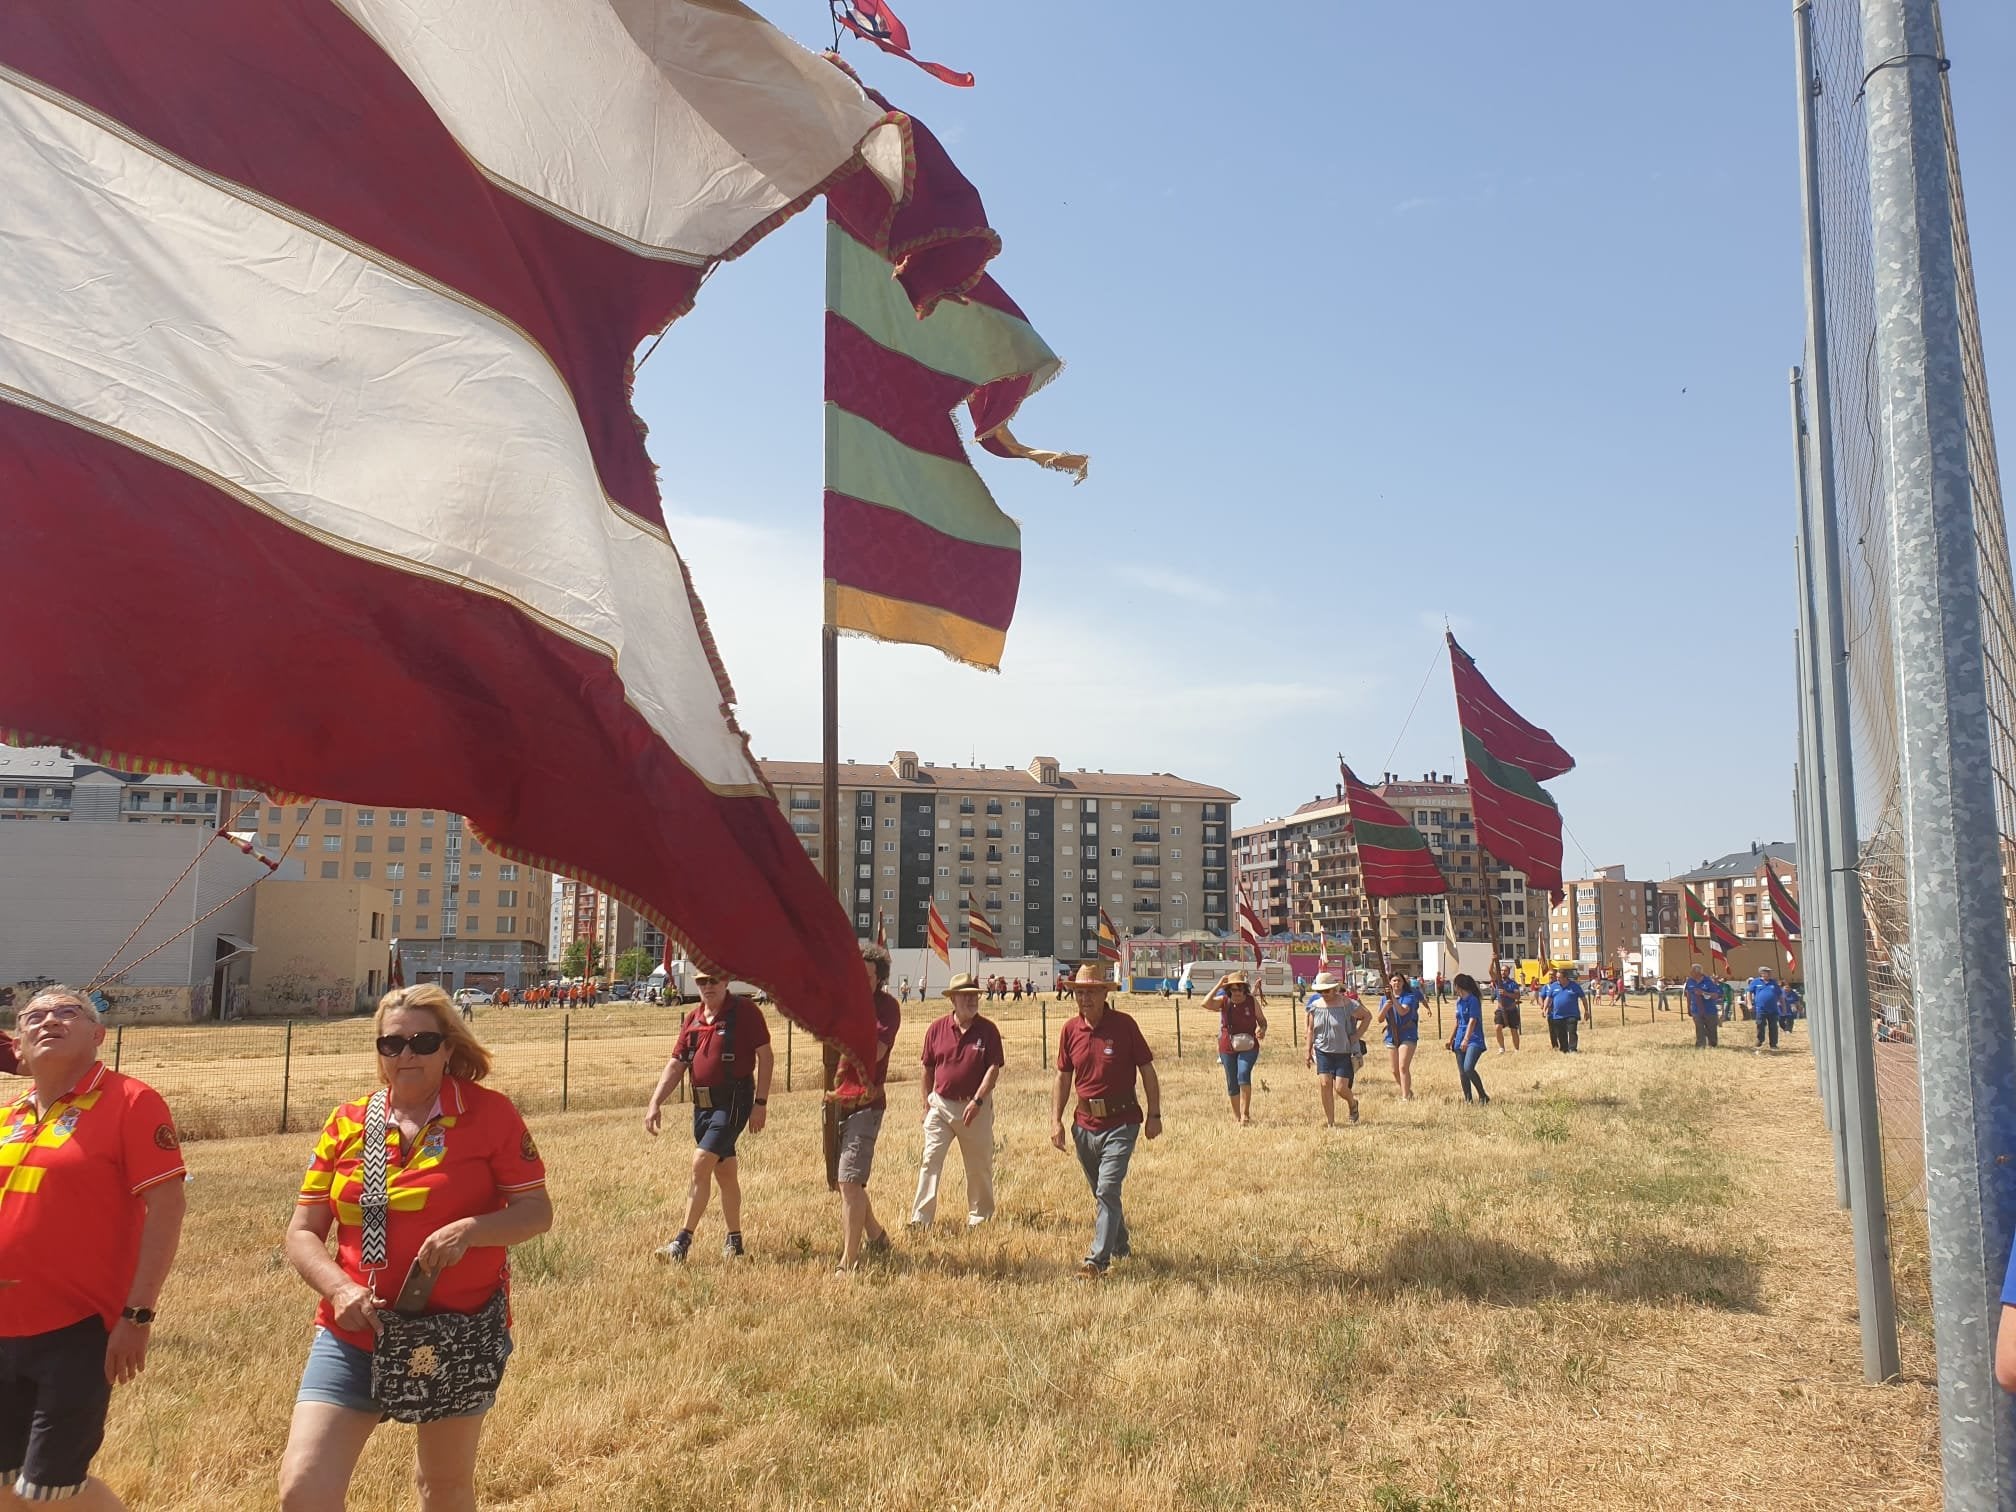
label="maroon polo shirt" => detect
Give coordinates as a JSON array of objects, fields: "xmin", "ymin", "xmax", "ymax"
[
  {"xmin": 834, "ymin": 988, "xmax": 902, "ymax": 1109},
  {"xmin": 1216, "ymin": 993, "xmax": 1261, "ymax": 1055},
  {"xmin": 920, "ymin": 1012, "xmax": 1004, "ymax": 1101},
  {"xmin": 1056, "ymin": 1008, "xmax": 1154, "ymax": 1131},
  {"xmin": 674, "ymin": 996, "xmax": 771, "ymax": 1087}
]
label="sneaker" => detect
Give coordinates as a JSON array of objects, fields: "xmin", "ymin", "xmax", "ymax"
[
  {"xmin": 722, "ymin": 1231, "xmax": 746, "ymax": 1260},
  {"xmin": 1074, "ymin": 1258, "xmax": 1107, "ymax": 1280},
  {"xmin": 966, "ymin": 1215, "xmax": 988, "ymax": 1229},
  {"xmin": 1349, "ymin": 1104, "xmax": 1360, "ymax": 1124},
  {"xmin": 654, "ymin": 1231, "xmax": 692, "ymax": 1264}
]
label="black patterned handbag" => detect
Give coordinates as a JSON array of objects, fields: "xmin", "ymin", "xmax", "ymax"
[{"xmin": 359, "ymin": 1089, "xmax": 512, "ymax": 1423}]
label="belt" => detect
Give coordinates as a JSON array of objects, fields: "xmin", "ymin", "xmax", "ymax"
[
  {"xmin": 692, "ymin": 1081, "xmax": 753, "ymax": 1111},
  {"xmin": 828, "ymin": 1091, "xmax": 879, "ymax": 1117},
  {"xmin": 1077, "ymin": 1097, "xmax": 1139, "ymax": 1121}
]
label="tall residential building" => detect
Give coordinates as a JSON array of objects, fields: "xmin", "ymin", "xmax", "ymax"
[
  {"xmin": 1233, "ymin": 772, "xmax": 1545, "ymax": 972},
  {"xmin": 247, "ymin": 798, "xmax": 551, "ymax": 992},
  {"xmin": 757, "ymin": 752, "xmax": 1237, "ymax": 959},
  {"xmin": 1658, "ymin": 842, "xmax": 1798, "ymax": 940},
  {"xmin": 2, "ymin": 745, "xmax": 257, "ymax": 827},
  {"xmin": 1545, "ymin": 866, "xmax": 1661, "ymax": 967},
  {"xmin": 553, "ymin": 881, "xmax": 659, "ymax": 972}
]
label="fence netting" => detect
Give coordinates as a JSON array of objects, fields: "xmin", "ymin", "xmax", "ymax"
[{"xmin": 1809, "ymin": 0, "xmax": 2016, "ymax": 1338}]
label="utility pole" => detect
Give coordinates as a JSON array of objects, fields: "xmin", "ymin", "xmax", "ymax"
[
  {"xmin": 1859, "ymin": 0, "xmax": 2016, "ymax": 1493},
  {"xmin": 1795, "ymin": 1, "xmax": 1899, "ymax": 1382}
]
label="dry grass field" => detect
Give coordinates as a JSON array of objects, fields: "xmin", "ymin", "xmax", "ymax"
[{"xmin": 91, "ymin": 996, "xmax": 1940, "ymax": 1510}]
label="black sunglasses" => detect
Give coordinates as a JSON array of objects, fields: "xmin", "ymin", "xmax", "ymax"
[{"xmin": 377, "ymin": 1032, "xmax": 446, "ymax": 1057}]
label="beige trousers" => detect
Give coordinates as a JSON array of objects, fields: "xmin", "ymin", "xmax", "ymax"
[{"xmin": 910, "ymin": 1091, "xmax": 996, "ymax": 1226}]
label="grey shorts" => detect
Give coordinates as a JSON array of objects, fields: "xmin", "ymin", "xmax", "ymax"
[{"xmin": 836, "ymin": 1107, "xmax": 885, "ymax": 1186}]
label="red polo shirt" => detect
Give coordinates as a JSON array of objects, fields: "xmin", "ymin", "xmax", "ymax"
[
  {"xmin": 919, "ymin": 1013, "xmax": 1004, "ymax": 1101},
  {"xmin": 0, "ymin": 1062, "xmax": 186, "ymax": 1336},
  {"xmin": 834, "ymin": 989, "xmax": 901, "ymax": 1110},
  {"xmin": 1057, "ymin": 1008, "xmax": 1154, "ymax": 1131},
  {"xmin": 297, "ymin": 1077, "xmax": 546, "ymax": 1350},
  {"xmin": 675, "ymin": 996, "xmax": 771, "ymax": 1087}
]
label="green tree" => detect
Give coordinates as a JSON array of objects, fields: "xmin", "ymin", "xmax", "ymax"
[
  {"xmin": 614, "ymin": 946, "xmax": 656, "ymax": 983},
  {"xmin": 560, "ymin": 939, "xmax": 604, "ymax": 978}
]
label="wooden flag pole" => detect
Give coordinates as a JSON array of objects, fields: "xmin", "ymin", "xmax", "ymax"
[{"xmin": 819, "ymin": 623, "xmax": 841, "ymax": 1191}]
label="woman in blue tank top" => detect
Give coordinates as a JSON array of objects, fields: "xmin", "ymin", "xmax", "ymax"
[{"xmin": 1377, "ymin": 970, "xmax": 1423, "ymax": 1101}]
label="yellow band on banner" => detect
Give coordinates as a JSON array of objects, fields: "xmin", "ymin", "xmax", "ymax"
[{"xmin": 825, "ymin": 582, "xmax": 1005, "ymax": 670}]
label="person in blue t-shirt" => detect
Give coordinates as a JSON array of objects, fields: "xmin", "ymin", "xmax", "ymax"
[
  {"xmin": 1377, "ymin": 970, "xmax": 1424, "ymax": 1101},
  {"xmin": 1491, "ymin": 973, "xmax": 1524, "ymax": 1053},
  {"xmin": 1748, "ymin": 967, "xmax": 1787, "ymax": 1052},
  {"xmin": 1544, "ymin": 970, "xmax": 1585, "ymax": 1054},
  {"xmin": 1682, "ymin": 964, "xmax": 1721, "ymax": 1049},
  {"xmin": 1447, "ymin": 973, "xmax": 1490, "ymax": 1105}
]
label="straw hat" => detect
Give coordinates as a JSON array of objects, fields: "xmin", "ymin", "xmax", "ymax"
[
  {"xmin": 1219, "ymin": 970, "xmax": 1250, "ymax": 989},
  {"xmin": 1310, "ymin": 971, "xmax": 1345, "ymax": 993},
  {"xmin": 945, "ymin": 972, "xmax": 982, "ymax": 996},
  {"xmin": 1064, "ymin": 963, "xmax": 1118, "ymax": 994}
]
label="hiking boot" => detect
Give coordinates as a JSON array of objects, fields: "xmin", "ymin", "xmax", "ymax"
[
  {"xmin": 722, "ymin": 1231, "xmax": 746, "ymax": 1260},
  {"xmin": 655, "ymin": 1231, "xmax": 693, "ymax": 1264}
]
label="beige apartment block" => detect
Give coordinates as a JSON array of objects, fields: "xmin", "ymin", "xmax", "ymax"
[
  {"xmin": 757, "ymin": 752, "xmax": 1237, "ymax": 961},
  {"xmin": 1545, "ymin": 866, "xmax": 1661, "ymax": 968},
  {"xmin": 248, "ymin": 798, "xmax": 551, "ymax": 992},
  {"xmin": 1233, "ymin": 772, "xmax": 1545, "ymax": 974},
  {"xmin": 248, "ymin": 877, "xmax": 394, "ymax": 1017},
  {"xmin": 1657, "ymin": 842, "xmax": 1798, "ymax": 941}
]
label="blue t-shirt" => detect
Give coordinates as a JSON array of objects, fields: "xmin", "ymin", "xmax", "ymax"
[
  {"xmin": 2002, "ymin": 1228, "xmax": 2016, "ymax": 1307},
  {"xmin": 1494, "ymin": 981, "xmax": 1521, "ymax": 1011},
  {"xmin": 1381, "ymin": 992, "xmax": 1422, "ymax": 1043},
  {"xmin": 1546, "ymin": 982, "xmax": 1585, "ymax": 1021},
  {"xmin": 1750, "ymin": 979, "xmax": 1786, "ymax": 1017},
  {"xmin": 1683, "ymin": 977, "xmax": 1720, "ymax": 1017},
  {"xmin": 1451, "ymin": 993, "xmax": 1484, "ymax": 1049}
]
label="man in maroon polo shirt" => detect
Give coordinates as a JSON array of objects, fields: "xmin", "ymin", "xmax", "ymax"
[
  {"xmin": 908, "ymin": 972, "xmax": 1004, "ymax": 1230},
  {"xmin": 830, "ymin": 942, "xmax": 902, "ymax": 1273},
  {"xmin": 1051, "ymin": 963, "xmax": 1162, "ymax": 1278}
]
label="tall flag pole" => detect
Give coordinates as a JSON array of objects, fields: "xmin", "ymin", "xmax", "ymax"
[
  {"xmin": 1764, "ymin": 861, "xmax": 1802, "ymax": 972},
  {"xmin": 1447, "ymin": 634, "xmax": 1576, "ymax": 975}
]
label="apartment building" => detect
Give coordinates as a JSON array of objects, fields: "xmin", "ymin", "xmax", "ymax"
[
  {"xmin": 758, "ymin": 752, "xmax": 1237, "ymax": 959},
  {"xmin": 1657, "ymin": 842, "xmax": 1798, "ymax": 940},
  {"xmin": 1233, "ymin": 772, "xmax": 1545, "ymax": 972},
  {"xmin": 1546, "ymin": 866, "xmax": 1661, "ymax": 967},
  {"xmin": 247, "ymin": 798, "xmax": 551, "ymax": 992},
  {"xmin": 1, "ymin": 745, "xmax": 256, "ymax": 826},
  {"xmin": 553, "ymin": 880, "xmax": 659, "ymax": 971}
]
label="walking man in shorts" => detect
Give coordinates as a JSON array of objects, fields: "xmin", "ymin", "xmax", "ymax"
[
  {"xmin": 0, "ymin": 986, "xmax": 187, "ymax": 1510},
  {"xmin": 1052, "ymin": 964, "xmax": 1162, "ymax": 1278},
  {"xmin": 645, "ymin": 970, "xmax": 773, "ymax": 1260},
  {"xmin": 1304, "ymin": 972, "xmax": 1368, "ymax": 1126},
  {"xmin": 832, "ymin": 942, "xmax": 902, "ymax": 1273},
  {"xmin": 1491, "ymin": 972, "xmax": 1523, "ymax": 1053}
]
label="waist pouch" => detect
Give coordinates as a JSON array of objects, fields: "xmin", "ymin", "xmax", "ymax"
[
  {"xmin": 1078, "ymin": 1097, "xmax": 1139, "ymax": 1121},
  {"xmin": 692, "ymin": 1080, "xmax": 754, "ymax": 1112}
]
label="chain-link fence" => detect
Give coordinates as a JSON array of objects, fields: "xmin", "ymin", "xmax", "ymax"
[
  {"xmin": 28, "ymin": 995, "xmax": 1265, "ymax": 1142},
  {"xmin": 1808, "ymin": 0, "xmax": 2014, "ymax": 1340}
]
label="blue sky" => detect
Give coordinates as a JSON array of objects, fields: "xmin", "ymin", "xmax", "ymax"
[{"xmin": 634, "ymin": 0, "xmax": 2016, "ymax": 884}]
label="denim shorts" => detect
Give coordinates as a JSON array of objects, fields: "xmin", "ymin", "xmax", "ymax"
[
  {"xmin": 296, "ymin": 1325, "xmax": 512, "ymax": 1417},
  {"xmin": 1219, "ymin": 1047, "xmax": 1259, "ymax": 1095},
  {"xmin": 1312, "ymin": 1048, "xmax": 1355, "ymax": 1080}
]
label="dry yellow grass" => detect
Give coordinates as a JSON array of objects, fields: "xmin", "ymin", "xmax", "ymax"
[{"xmin": 92, "ymin": 996, "xmax": 1939, "ymax": 1510}]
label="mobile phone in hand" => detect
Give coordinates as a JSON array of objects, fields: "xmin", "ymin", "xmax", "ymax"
[{"xmin": 391, "ymin": 1259, "xmax": 438, "ymax": 1315}]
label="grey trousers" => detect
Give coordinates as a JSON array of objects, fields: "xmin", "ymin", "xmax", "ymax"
[{"xmin": 1071, "ymin": 1121, "xmax": 1140, "ymax": 1268}]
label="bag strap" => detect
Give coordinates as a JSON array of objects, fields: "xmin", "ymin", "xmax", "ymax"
[{"xmin": 360, "ymin": 1088, "xmax": 390, "ymax": 1279}]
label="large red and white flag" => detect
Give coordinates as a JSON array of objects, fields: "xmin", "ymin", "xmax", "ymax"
[{"xmin": 0, "ymin": 1, "xmax": 917, "ymax": 1064}]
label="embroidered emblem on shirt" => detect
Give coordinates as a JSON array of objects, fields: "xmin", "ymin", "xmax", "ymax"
[
  {"xmin": 154, "ymin": 1122, "xmax": 180, "ymax": 1151},
  {"xmin": 520, "ymin": 1130, "xmax": 539, "ymax": 1162}
]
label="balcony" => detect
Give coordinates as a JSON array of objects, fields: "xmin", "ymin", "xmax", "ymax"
[
  {"xmin": 1133, "ymin": 878, "xmax": 1160, "ymax": 890},
  {"xmin": 985, "ymin": 825, "xmax": 1003, "ymax": 839},
  {"xmin": 958, "ymin": 800, "xmax": 975, "ymax": 814},
  {"xmin": 1134, "ymin": 900, "xmax": 1160, "ymax": 913},
  {"xmin": 1131, "ymin": 829, "xmax": 1161, "ymax": 844},
  {"xmin": 985, "ymin": 801, "xmax": 1003, "ymax": 815},
  {"xmin": 1131, "ymin": 804, "xmax": 1160, "ymax": 820},
  {"xmin": 1131, "ymin": 854, "xmax": 1160, "ymax": 868}
]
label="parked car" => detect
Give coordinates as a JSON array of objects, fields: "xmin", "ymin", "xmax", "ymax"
[
  {"xmin": 453, "ymin": 988, "xmax": 495, "ymax": 1006},
  {"xmin": 609, "ymin": 981, "xmax": 635, "ymax": 1000}
]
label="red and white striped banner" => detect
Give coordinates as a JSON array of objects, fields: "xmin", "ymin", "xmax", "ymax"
[{"xmin": 0, "ymin": 1, "xmax": 912, "ymax": 1064}]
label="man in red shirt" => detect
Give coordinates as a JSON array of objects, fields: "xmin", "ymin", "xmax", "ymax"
[
  {"xmin": 1051, "ymin": 964, "xmax": 1162, "ymax": 1278},
  {"xmin": 908, "ymin": 972, "xmax": 1004, "ymax": 1230},
  {"xmin": 644, "ymin": 970, "xmax": 773, "ymax": 1262},
  {"xmin": 0, "ymin": 986, "xmax": 187, "ymax": 1509},
  {"xmin": 831, "ymin": 942, "xmax": 901, "ymax": 1273}
]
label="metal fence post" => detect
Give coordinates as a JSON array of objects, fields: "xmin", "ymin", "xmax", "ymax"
[
  {"xmin": 561, "ymin": 1012, "xmax": 571, "ymax": 1112},
  {"xmin": 1174, "ymin": 1000, "xmax": 1181, "ymax": 1058},
  {"xmin": 1861, "ymin": 0, "xmax": 2016, "ymax": 1471},
  {"xmin": 786, "ymin": 1020, "xmax": 794, "ymax": 1092},
  {"xmin": 112, "ymin": 1024, "xmax": 123, "ymax": 1072},
  {"xmin": 279, "ymin": 1020, "xmax": 293, "ymax": 1134}
]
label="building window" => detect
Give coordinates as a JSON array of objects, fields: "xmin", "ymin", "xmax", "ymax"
[
  {"xmin": 421, "ymin": 812, "xmax": 434, "ymax": 826},
  {"xmin": 1170, "ymin": 826, "xmax": 1181, "ymax": 837},
  {"xmin": 415, "ymin": 915, "xmax": 430, "ymax": 932},
  {"xmin": 355, "ymin": 809, "xmax": 374, "ymax": 827},
  {"xmin": 498, "ymin": 890, "xmax": 517, "ymax": 907},
  {"xmin": 858, "ymin": 864, "xmax": 872, "ymax": 879},
  {"xmin": 468, "ymin": 864, "xmax": 482, "ymax": 881},
  {"xmin": 391, "ymin": 889, "xmax": 404, "ymax": 906},
  {"xmin": 354, "ymin": 836, "xmax": 373, "ymax": 854},
  {"xmin": 389, "ymin": 810, "xmax": 407, "ymax": 827},
  {"xmin": 386, "ymin": 836, "xmax": 406, "ymax": 853},
  {"xmin": 419, "ymin": 837, "xmax": 432, "ymax": 853},
  {"xmin": 417, "ymin": 890, "xmax": 431, "ymax": 905},
  {"xmin": 419, "ymin": 864, "xmax": 432, "ymax": 879},
  {"xmin": 498, "ymin": 917, "xmax": 515, "ymax": 934},
  {"xmin": 322, "ymin": 835, "xmax": 341, "ymax": 852},
  {"xmin": 500, "ymin": 864, "xmax": 518, "ymax": 881},
  {"xmin": 386, "ymin": 863, "xmax": 405, "ymax": 881},
  {"xmin": 324, "ymin": 807, "xmax": 343, "ymax": 825},
  {"xmin": 320, "ymin": 861, "xmax": 339, "ymax": 879},
  {"xmin": 1009, "ymin": 892, "xmax": 1020, "ymax": 902},
  {"xmin": 883, "ymin": 841, "xmax": 896, "ymax": 852},
  {"xmin": 881, "ymin": 889, "xmax": 895, "ymax": 900},
  {"xmin": 938, "ymin": 867, "xmax": 950, "ymax": 877},
  {"xmin": 465, "ymin": 891, "xmax": 481, "ymax": 907},
  {"xmin": 353, "ymin": 863, "xmax": 372, "ymax": 880}
]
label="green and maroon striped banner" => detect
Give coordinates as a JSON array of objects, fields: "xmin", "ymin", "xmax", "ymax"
[{"xmin": 1341, "ymin": 762, "xmax": 1449, "ymax": 898}]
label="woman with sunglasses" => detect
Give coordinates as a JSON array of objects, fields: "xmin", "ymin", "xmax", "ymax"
[{"xmin": 277, "ymin": 984, "xmax": 552, "ymax": 1512}]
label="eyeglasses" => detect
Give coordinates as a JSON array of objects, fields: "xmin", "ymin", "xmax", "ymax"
[
  {"xmin": 19, "ymin": 1005, "xmax": 85, "ymax": 1029},
  {"xmin": 376, "ymin": 1032, "xmax": 446, "ymax": 1057},
  {"xmin": 695, "ymin": 976, "xmax": 722, "ymax": 987}
]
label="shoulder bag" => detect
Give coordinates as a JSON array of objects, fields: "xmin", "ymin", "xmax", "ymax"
[{"xmin": 361, "ymin": 1088, "xmax": 512, "ymax": 1423}]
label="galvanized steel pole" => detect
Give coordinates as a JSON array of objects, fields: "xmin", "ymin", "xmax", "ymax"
[
  {"xmin": 1860, "ymin": 0, "xmax": 2016, "ymax": 1485},
  {"xmin": 1796, "ymin": 2, "xmax": 1899, "ymax": 1382}
]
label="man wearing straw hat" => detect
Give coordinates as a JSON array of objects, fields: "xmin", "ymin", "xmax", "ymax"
[
  {"xmin": 909, "ymin": 973, "xmax": 1004, "ymax": 1231},
  {"xmin": 1051, "ymin": 964, "xmax": 1161, "ymax": 1278}
]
